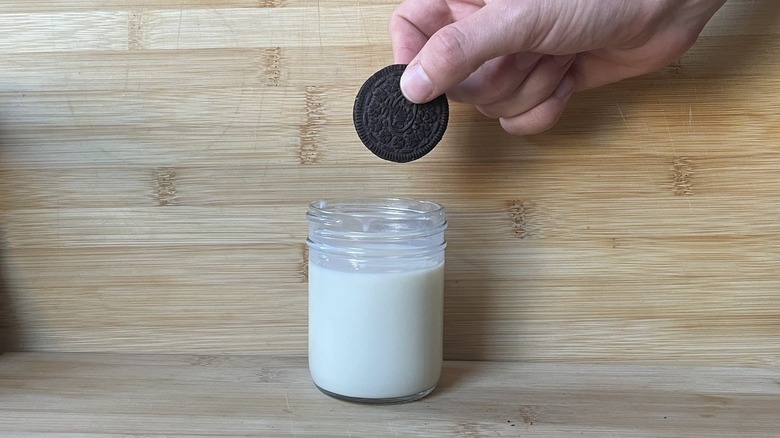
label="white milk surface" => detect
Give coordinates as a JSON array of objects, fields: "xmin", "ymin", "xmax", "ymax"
[{"xmin": 308, "ymin": 262, "xmax": 444, "ymax": 399}]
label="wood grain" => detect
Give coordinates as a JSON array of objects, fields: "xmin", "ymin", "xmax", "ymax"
[
  {"xmin": 1, "ymin": 1, "xmax": 780, "ymax": 364},
  {"xmin": 0, "ymin": 353, "xmax": 778, "ymax": 437}
]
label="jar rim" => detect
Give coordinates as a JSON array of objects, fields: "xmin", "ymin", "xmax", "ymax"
[
  {"xmin": 308, "ymin": 198, "xmax": 445, "ymax": 220},
  {"xmin": 307, "ymin": 197, "xmax": 447, "ymax": 244}
]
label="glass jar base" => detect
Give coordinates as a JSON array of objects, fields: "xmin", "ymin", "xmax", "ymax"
[{"xmin": 314, "ymin": 384, "xmax": 436, "ymax": 405}]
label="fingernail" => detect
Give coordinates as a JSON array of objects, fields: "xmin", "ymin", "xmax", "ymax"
[
  {"xmin": 400, "ymin": 63, "xmax": 433, "ymax": 103},
  {"xmin": 554, "ymin": 55, "xmax": 575, "ymax": 68},
  {"xmin": 554, "ymin": 75, "xmax": 575, "ymax": 99}
]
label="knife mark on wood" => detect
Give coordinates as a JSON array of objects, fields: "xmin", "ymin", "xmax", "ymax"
[
  {"xmin": 155, "ymin": 167, "xmax": 177, "ymax": 206},
  {"xmin": 300, "ymin": 86, "xmax": 325, "ymax": 165},
  {"xmin": 673, "ymin": 157, "xmax": 694, "ymax": 196},
  {"xmin": 128, "ymin": 10, "xmax": 145, "ymax": 50}
]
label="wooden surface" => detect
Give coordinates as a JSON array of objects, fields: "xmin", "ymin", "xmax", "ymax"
[
  {"xmin": 1, "ymin": 1, "xmax": 780, "ymax": 363},
  {"xmin": 0, "ymin": 353, "xmax": 777, "ymax": 437}
]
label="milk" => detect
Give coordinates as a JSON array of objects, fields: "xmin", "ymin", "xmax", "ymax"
[{"xmin": 308, "ymin": 261, "xmax": 444, "ymax": 401}]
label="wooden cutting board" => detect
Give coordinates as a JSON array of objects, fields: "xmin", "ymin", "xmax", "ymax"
[
  {"xmin": 0, "ymin": 1, "xmax": 779, "ymax": 365},
  {"xmin": 1, "ymin": 353, "xmax": 778, "ymax": 436}
]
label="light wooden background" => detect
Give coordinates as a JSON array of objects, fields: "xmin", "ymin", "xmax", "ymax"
[{"xmin": 0, "ymin": 1, "xmax": 778, "ymax": 364}]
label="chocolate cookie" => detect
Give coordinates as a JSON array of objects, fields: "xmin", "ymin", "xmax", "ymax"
[{"xmin": 353, "ymin": 64, "xmax": 448, "ymax": 163}]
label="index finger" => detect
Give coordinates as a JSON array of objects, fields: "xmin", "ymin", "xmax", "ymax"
[
  {"xmin": 389, "ymin": 14, "xmax": 429, "ymax": 64},
  {"xmin": 389, "ymin": 0, "xmax": 462, "ymax": 64}
]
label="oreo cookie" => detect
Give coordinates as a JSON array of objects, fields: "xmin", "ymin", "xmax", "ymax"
[{"xmin": 353, "ymin": 64, "xmax": 448, "ymax": 163}]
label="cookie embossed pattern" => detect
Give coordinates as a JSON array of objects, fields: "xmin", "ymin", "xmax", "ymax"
[{"xmin": 353, "ymin": 64, "xmax": 449, "ymax": 163}]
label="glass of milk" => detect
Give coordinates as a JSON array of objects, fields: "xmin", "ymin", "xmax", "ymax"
[{"xmin": 306, "ymin": 198, "xmax": 447, "ymax": 404}]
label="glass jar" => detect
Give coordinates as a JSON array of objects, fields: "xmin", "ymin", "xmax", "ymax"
[{"xmin": 306, "ymin": 198, "xmax": 447, "ymax": 404}]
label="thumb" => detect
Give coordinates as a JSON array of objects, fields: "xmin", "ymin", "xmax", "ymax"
[
  {"xmin": 401, "ymin": 1, "xmax": 557, "ymax": 103},
  {"xmin": 400, "ymin": 1, "xmax": 562, "ymax": 103}
]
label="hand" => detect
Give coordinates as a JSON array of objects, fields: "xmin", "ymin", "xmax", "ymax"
[{"xmin": 390, "ymin": 0, "xmax": 727, "ymax": 135}]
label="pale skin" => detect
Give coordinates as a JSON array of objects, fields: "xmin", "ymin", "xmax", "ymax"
[{"xmin": 390, "ymin": 0, "xmax": 728, "ymax": 135}]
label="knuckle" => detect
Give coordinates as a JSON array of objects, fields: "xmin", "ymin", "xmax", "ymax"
[
  {"xmin": 388, "ymin": 12, "xmax": 411, "ymax": 35},
  {"xmin": 501, "ymin": 107, "xmax": 562, "ymax": 136},
  {"xmin": 527, "ymin": 111, "xmax": 560, "ymax": 134},
  {"xmin": 428, "ymin": 25, "xmax": 471, "ymax": 71},
  {"xmin": 476, "ymin": 105, "xmax": 499, "ymax": 119},
  {"xmin": 478, "ymin": 73, "xmax": 516, "ymax": 105},
  {"xmin": 388, "ymin": 15, "xmax": 402, "ymax": 33}
]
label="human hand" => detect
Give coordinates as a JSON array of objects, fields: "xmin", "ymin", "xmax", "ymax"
[{"xmin": 390, "ymin": 0, "xmax": 727, "ymax": 135}]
